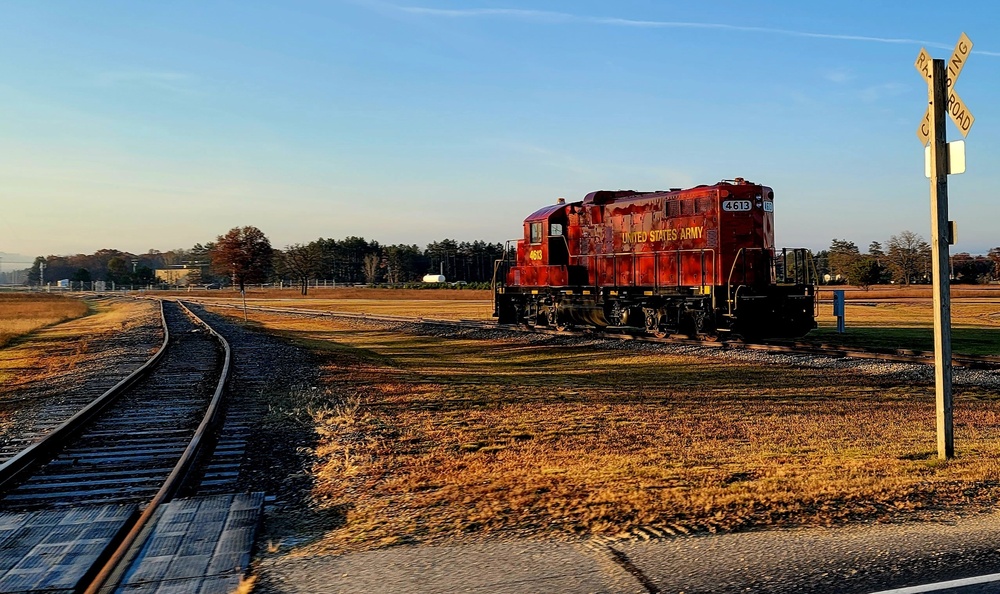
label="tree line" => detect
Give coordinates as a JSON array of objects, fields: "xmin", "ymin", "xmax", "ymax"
[
  {"xmin": 814, "ymin": 230, "xmax": 1000, "ymax": 288},
  {"xmin": 21, "ymin": 228, "xmax": 505, "ymax": 293},
  {"xmin": 18, "ymin": 226, "xmax": 1000, "ymax": 292}
]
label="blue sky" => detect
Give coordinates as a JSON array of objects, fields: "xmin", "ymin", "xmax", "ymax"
[{"xmin": 2, "ymin": 1, "xmax": 999, "ymax": 268}]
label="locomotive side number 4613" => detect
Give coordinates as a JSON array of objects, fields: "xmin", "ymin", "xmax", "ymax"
[{"xmin": 722, "ymin": 200, "xmax": 752, "ymax": 212}]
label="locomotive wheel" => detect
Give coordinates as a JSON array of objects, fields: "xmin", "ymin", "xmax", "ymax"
[
  {"xmin": 645, "ymin": 309, "xmax": 667, "ymax": 338},
  {"xmin": 497, "ymin": 300, "xmax": 518, "ymax": 324},
  {"xmin": 605, "ymin": 301, "xmax": 624, "ymax": 326},
  {"xmin": 547, "ymin": 305, "xmax": 569, "ymax": 331},
  {"xmin": 682, "ymin": 310, "xmax": 707, "ymax": 339},
  {"xmin": 514, "ymin": 303, "xmax": 529, "ymax": 327}
]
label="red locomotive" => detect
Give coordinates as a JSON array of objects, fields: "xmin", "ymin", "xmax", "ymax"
[{"xmin": 493, "ymin": 178, "xmax": 816, "ymax": 339}]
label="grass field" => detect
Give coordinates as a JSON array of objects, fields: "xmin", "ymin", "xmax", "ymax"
[
  {"xmin": 0, "ymin": 297, "xmax": 151, "ymax": 388},
  {"xmin": 3, "ymin": 290, "xmax": 998, "ymax": 553},
  {"xmin": 217, "ymin": 305, "xmax": 1000, "ymax": 556},
  {"xmin": 811, "ymin": 301, "xmax": 1000, "ymax": 355},
  {"xmin": 0, "ymin": 294, "xmax": 90, "ymax": 349},
  {"xmin": 181, "ymin": 285, "xmax": 1000, "ymax": 355}
]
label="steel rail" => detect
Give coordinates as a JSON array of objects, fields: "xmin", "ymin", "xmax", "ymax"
[
  {"xmin": 183, "ymin": 299, "xmax": 1000, "ymax": 370},
  {"xmin": 83, "ymin": 299, "xmax": 232, "ymax": 594},
  {"xmin": 0, "ymin": 300, "xmax": 171, "ymax": 491}
]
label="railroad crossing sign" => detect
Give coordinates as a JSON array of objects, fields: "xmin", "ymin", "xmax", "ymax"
[
  {"xmin": 914, "ymin": 33, "xmax": 976, "ymax": 460},
  {"xmin": 916, "ymin": 33, "xmax": 974, "ymax": 144}
]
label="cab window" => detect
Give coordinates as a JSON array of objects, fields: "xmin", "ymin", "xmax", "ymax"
[
  {"xmin": 530, "ymin": 222, "xmax": 543, "ymax": 244},
  {"xmin": 550, "ymin": 223, "xmax": 563, "ymax": 236}
]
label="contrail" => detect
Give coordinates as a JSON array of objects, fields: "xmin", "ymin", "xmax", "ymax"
[{"xmin": 395, "ymin": 5, "xmax": 999, "ymax": 55}]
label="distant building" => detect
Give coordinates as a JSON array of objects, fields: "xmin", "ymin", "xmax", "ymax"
[{"xmin": 155, "ymin": 264, "xmax": 205, "ymax": 286}]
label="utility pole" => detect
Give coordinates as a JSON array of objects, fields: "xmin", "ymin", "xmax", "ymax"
[{"xmin": 928, "ymin": 59, "xmax": 953, "ymax": 459}]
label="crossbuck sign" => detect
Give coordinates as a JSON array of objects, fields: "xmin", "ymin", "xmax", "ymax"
[{"xmin": 916, "ymin": 33, "xmax": 974, "ymax": 144}]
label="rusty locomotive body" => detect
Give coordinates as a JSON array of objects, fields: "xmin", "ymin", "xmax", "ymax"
[{"xmin": 493, "ymin": 178, "xmax": 816, "ymax": 339}]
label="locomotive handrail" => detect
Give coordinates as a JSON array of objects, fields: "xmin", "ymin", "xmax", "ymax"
[
  {"xmin": 554, "ymin": 235, "xmax": 579, "ymax": 263},
  {"xmin": 726, "ymin": 247, "xmax": 770, "ymax": 315},
  {"xmin": 726, "ymin": 248, "xmax": 743, "ymax": 316},
  {"xmin": 774, "ymin": 248, "xmax": 820, "ymax": 287},
  {"xmin": 491, "ymin": 258, "xmax": 505, "ymax": 314}
]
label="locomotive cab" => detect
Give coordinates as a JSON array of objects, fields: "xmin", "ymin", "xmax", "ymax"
[
  {"xmin": 494, "ymin": 199, "xmax": 587, "ymax": 325},
  {"xmin": 506, "ymin": 200, "xmax": 583, "ymax": 288}
]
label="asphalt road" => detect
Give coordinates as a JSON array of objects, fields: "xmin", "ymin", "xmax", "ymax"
[
  {"xmin": 252, "ymin": 511, "xmax": 1000, "ymax": 593},
  {"xmin": 615, "ymin": 513, "xmax": 1000, "ymax": 593}
]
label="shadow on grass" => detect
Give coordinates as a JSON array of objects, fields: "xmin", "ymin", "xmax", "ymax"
[{"xmin": 807, "ymin": 326, "xmax": 1000, "ymax": 355}]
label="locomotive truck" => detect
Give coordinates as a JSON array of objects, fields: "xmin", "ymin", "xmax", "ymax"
[{"xmin": 492, "ymin": 178, "xmax": 816, "ymax": 339}]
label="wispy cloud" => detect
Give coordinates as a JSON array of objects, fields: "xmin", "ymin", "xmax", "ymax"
[
  {"xmin": 390, "ymin": 4, "xmax": 1000, "ymax": 56},
  {"xmin": 96, "ymin": 70, "xmax": 199, "ymax": 94},
  {"xmin": 858, "ymin": 82, "xmax": 907, "ymax": 103},
  {"xmin": 825, "ymin": 68, "xmax": 854, "ymax": 84}
]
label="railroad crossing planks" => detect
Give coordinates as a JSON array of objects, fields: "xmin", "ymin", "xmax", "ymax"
[
  {"xmin": 117, "ymin": 492, "xmax": 264, "ymax": 593},
  {"xmin": 0, "ymin": 493, "xmax": 262, "ymax": 593},
  {"xmin": 0, "ymin": 504, "xmax": 137, "ymax": 593}
]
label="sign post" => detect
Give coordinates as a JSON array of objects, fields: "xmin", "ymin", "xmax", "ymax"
[
  {"xmin": 915, "ymin": 33, "xmax": 974, "ymax": 460},
  {"xmin": 833, "ymin": 290, "xmax": 845, "ymax": 334}
]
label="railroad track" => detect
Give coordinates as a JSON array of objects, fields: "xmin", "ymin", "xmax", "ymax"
[
  {"xmin": 184, "ymin": 299, "xmax": 1000, "ymax": 370},
  {"xmin": 0, "ymin": 299, "xmax": 237, "ymax": 593}
]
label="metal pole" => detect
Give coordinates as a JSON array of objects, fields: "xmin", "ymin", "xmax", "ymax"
[{"xmin": 929, "ymin": 59, "xmax": 953, "ymax": 459}]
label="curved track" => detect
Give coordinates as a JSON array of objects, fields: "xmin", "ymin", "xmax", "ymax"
[{"xmin": 0, "ymin": 299, "xmax": 231, "ymax": 593}]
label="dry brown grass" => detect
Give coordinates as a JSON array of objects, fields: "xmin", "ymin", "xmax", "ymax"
[
  {"xmin": 817, "ymin": 285, "xmax": 1000, "ymax": 301},
  {"xmin": 217, "ymin": 307, "xmax": 1000, "ymax": 556},
  {"xmin": 810, "ymin": 300, "xmax": 1000, "ymax": 355},
  {"xmin": 172, "ymin": 288, "xmax": 496, "ymax": 320},
  {"xmin": 176, "ymin": 286, "xmax": 1000, "ymax": 325},
  {"xmin": 0, "ymin": 294, "xmax": 90, "ymax": 349},
  {"xmin": 161, "ymin": 287, "xmax": 492, "ymax": 301},
  {"xmin": 816, "ymin": 301, "xmax": 1000, "ymax": 329},
  {"xmin": 258, "ymin": 298, "xmax": 494, "ymax": 320},
  {"xmin": 0, "ymin": 298, "xmax": 152, "ymax": 388}
]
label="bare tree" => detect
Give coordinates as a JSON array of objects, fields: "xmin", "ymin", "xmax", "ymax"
[
  {"xmin": 886, "ymin": 231, "xmax": 931, "ymax": 286},
  {"xmin": 278, "ymin": 242, "xmax": 323, "ymax": 295},
  {"xmin": 362, "ymin": 252, "xmax": 381, "ymax": 285},
  {"xmin": 210, "ymin": 226, "xmax": 273, "ymax": 292},
  {"xmin": 278, "ymin": 243, "xmax": 322, "ymax": 295}
]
